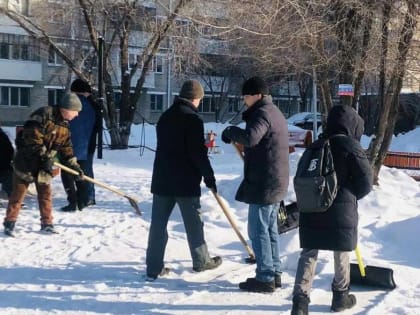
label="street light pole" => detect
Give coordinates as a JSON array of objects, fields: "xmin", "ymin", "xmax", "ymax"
[
  {"xmin": 312, "ymin": 68, "xmax": 318, "ymax": 140},
  {"xmin": 97, "ymin": 36, "xmax": 104, "ymax": 159}
]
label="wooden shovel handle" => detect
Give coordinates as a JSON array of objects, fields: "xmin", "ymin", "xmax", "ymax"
[{"xmin": 211, "ymin": 189, "xmax": 255, "ymax": 260}]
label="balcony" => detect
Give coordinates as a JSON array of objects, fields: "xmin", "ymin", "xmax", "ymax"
[{"xmin": 0, "ymin": 59, "xmax": 42, "ymax": 81}]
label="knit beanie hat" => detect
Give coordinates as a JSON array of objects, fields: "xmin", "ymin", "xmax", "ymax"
[
  {"xmin": 71, "ymin": 78, "xmax": 92, "ymax": 93},
  {"xmin": 179, "ymin": 80, "xmax": 204, "ymax": 100},
  {"xmin": 59, "ymin": 92, "xmax": 82, "ymax": 111},
  {"xmin": 242, "ymin": 76, "xmax": 269, "ymax": 95}
]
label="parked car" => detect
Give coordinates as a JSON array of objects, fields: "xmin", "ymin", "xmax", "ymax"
[{"xmin": 287, "ymin": 112, "xmax": 324, "ymax": 131}]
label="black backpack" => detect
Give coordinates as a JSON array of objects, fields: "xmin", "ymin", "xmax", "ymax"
[{"xmin": 293, "ymin": 135, "xmax": 341, "ymax": 213}]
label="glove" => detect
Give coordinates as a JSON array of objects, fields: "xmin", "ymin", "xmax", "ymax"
[
  {"xmin": 72, "ymin": 164, "xmax": 84, "ymax": 181},
  {"xmin": 221, "ymin": 127, "xmax": 232, "ymax": 144},
  {"xmin": 40, "ymin": 157, "xmax": 54, "ymax": 176},
  {"xmin": 204, "ymin": 176, "xmax": 217, "ymax": 193}
]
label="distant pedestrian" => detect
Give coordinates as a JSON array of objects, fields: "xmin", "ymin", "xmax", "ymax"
[
  {"xmin": 60, "ymin": 79, "xmax": 99, "ymax": 212},
  {"xmin": 0, "ymin": 124, "xmax": 14, "ymax": 198},
  {"xmin": 146, "ymin": 79, "xmax": 222, "ymax": 281},
  {"xmin": 3, "ymin": 93, "xmax": 84, "ymax": 237},
  {"xmin": 221, "ymin": 76, "xmax": 290, "ymax": 293},
  {"xmin": 291, "ymin": 105, "xmax": 373, "ymax": 315}
]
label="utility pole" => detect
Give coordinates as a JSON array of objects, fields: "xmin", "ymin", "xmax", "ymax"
[
  {"xmin": 97, "ymin": 36, "xmax": 104, "ymax": 159},
  {"xmin": 166, "ymin": 0, "xmax": 173, "ymax": 109},
  {"xmin": 312, "ymin": 68, "xmax": 318, "ymax": 141}
]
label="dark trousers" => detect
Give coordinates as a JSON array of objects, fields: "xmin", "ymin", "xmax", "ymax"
[
  {"xmin": 0, "ymin": 169, "xmax": 13, "ymax": 196},
  {"xmin": 61, "ymin": 160, "xmax": 89, "ymax": 205},
  {"xmin": 146, "ymin": 194, "xmax": 212, "ymax": 277},
  {"xmin": 85, "ymin": 153, "xmax": 95, "ymax": 202}
]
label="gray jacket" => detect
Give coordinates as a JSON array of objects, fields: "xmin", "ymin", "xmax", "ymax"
[{"xmin": 223, "ymin": 96, "xmax": 289, "ymax": 204}]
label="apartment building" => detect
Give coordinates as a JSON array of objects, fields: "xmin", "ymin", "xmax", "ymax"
[{"xmin": 0, "ymin": 0, "xmax": 305, "ymax": 126}]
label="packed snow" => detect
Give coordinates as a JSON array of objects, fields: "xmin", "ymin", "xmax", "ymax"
[{"xmin": 0, "ymin": 122, "xmax": 419, "ymax": 315}]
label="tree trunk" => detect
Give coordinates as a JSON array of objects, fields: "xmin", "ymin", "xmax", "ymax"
[{"xmin": 367, "ymin": 0, "xmax": 417, "ymax": 183}]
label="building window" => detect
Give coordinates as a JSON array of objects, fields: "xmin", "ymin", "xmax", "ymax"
[
  {"xmin": 0, "ymin": 42, "xmax": 9, "ymax": 59},
  {"xmin": 150, "ymin": 94, "xmax": 163, "ymax": 112},
  {"xmin": 128, "ymin": 53, "xmax": 137, "ymax": 69},
  {"xmin": 152, "ymin": 55, "xmax": 163, "ymax": 73},
  {"xmin": 0, "ymin": 86, "xmax": 30, "ymax": 107},
  {"xmin": 48, "ymin": 9, "xmax": 64, "ymax": 24},
  {"xmin": 198, "ymin": 96, "xmax": 215, "ymax": 113},
  {"xmin": 48, "ymin": 46, "xmax": 63, "ymax": 65},
  {"xmin": 0, "ymin": 33, "xmax": 40, "ymax": 61},
  {"xmin": 48, "ymin": 89, "xmax": 64, "ymax": 106},
  {"xmin": 228, "ymin": 97, "xmax": 241, "ymax": 112}
]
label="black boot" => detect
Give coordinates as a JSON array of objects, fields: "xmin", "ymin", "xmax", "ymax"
[
  {"xmin": 291, "ymin": 294, "xmax": 309, "ymax": 315},
  {"xmin": 193, "ymin": 256, "xmax": 222, "ymax": 272},
  {"xmin": 239, "ymin": 278, "xmax": 275, "ymax": 293},
  {"xmin": 275, "ymin": 273, "xmax": 282, "ymax": 288},
  {"xmin": 60, "ymin": 203, "xmax": 77, "ymax": 212},
  {"xmin": 331, "ymin": 289, "xmax": 356, "ymax": 312},
  {"xmin": 3, "ymin": 221, "xmax": 16, "ymax": 237}
]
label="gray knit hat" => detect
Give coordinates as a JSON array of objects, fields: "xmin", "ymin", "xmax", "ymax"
[
  {"xmin": 59, "ymin": 92, "xmax": 82, "ymax": 111},
  {"xmin": 179, "ymin": 79, "xmax": 204, "ymax": 100}
]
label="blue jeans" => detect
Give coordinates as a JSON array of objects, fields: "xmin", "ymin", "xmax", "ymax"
[
  {"xmin": 146, "ymin": 195, "xmax": 212, "ymax": 277},
  {"xmin": 248, "ymin": 203, "xmax": 281, "ymax": 282}
]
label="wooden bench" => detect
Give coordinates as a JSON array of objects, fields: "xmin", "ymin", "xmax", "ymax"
[{"xmin": 383, "ymin": 151, "xmax": 420, "ymax": 181}]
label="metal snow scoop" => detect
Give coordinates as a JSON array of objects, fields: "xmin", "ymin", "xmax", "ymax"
[
  {"xmin": 210, "ymin": 189, "xmax": 256, "ymax": 264},
  {"xmin": 350, "ymin": 245, "xmax": 396, "ymax": 290},
  {"xmin": 54, "ymin": 162, "xmax": 142, "ymax": 215}
]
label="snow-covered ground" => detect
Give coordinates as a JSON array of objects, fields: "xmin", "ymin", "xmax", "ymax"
[{"xmin": 0, "ymin": 123, "xmax": 419, "ymax": 315}]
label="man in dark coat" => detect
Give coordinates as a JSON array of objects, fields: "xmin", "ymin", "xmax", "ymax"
[
  {"xmin": 145, "ymin": 79, "xmax": 222, "ymax": 281},
  {"xmin": 60, "ymin": 79, "xmax": 98, "ymax": 212},
  {"xmin": 291, "ymin": 105, "xmax": 373, "ymax": 315},
  {"xmin": 3, "ymin": 93, "xmax": 84, "ymax": 237},
  {"xmin": 0, "ymin": 124, "xmax": 14, "ymax": 198},
  {"xmin": 221, "ymin": 76, "xmax": 290, "ymax": 293}
]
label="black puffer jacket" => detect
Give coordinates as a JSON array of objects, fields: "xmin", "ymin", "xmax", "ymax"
[
  {"xmin": 151, "ymin": 98, "xmax": 215, "ymax": 197},
  {"xmin": 223, "ymin": 96, "xmax": 289, "ymax": 204},
  {"xmin": 0, "ymin": 127, "xmax": 14, "ymax": 176},
  {"xmin": 299, "ymin": 105, "xmax": 373, "ymax": 251}
]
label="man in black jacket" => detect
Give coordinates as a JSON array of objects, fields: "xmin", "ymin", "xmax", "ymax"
[
  {"xmin": 145, "ymin": 79, "xmax": 222, "ymax": 281},
  {"xmin": 291, "ymin": 105, "xmax": 373, "ymax": 315},
  {"xmin": 0, "ymin": 124, "xmax": 14, "ymax": 198},
  {"xmin": 221, "ymin": 77, "xmax": 290, "ymax": 293}
]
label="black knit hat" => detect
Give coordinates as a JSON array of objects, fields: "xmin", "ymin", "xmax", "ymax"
[
  {"xmin": 242, "ymin": 76, "xmax": 269, "ymax": 96},
  {"xmin": 59, "ymin": 92, "xmax": 82, "ymax": 111},
  {"xmin": 179, "ymin": 79, "xmax": 204, "ymax": 100},
  {"xmin": 71, "ymin": 78, "xmax": 92, "ymax": 93}
]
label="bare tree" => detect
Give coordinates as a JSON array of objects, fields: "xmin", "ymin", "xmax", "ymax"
[
  {"xmin": 1, "ymin": 0, "xmax": 194, "ymax": 148},
  {"xmin": 366, "ymin": 0, "xmax": 419, "ymax": 182}
]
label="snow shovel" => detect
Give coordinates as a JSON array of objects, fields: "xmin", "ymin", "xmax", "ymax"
[
  {"xmin": 350, "ymin": 245, "xmax": 396, "ymax": 290},
  {"xmin": 54, "ymin": 162, "xmax": 142, "ymax": 216},
  {"xmin": 210, "ymin": 189, "xmax": 256, "ymax": 264}
]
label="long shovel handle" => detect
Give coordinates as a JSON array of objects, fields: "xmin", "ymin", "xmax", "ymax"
[
  {"xmin": 232, "ymin": 143, "xmax": 244, "ymax": 161},
  {"xmin": 355, "ymin": 245, "xmax": 366, "ymax": 277},
  {"xmin": 54, "ymin": 161, "xmax": 142, "ymax": 215},
  {"xmin": 210, "ymin": 189, "xmax": 255, "ymax": 261}
]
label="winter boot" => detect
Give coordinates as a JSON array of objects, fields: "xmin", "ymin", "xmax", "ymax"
[
  {"xmin": 275, "ymin": 273, "xmax": 282, "ymax": 288},
  {"xmin": 193, "ymin": 256, "xmax": 222, "ymax": 272},
  {"xmin": 40, "ymin": 224, "xmax": 59, "ymax": 234},
  {"xmin": 291, "ymin": 294, "xmax": 310, "ymax": 315},
  {"xmin": 146, "ymin": 267, "xmax": 171, "ymax": 282},
  {"xmin": 60, "ymin": 203, "xmax": 77, "ymax": 212},
  {"xmin": 239, "ymin": 278, "xmax": 275, "ymax": 293},
  {"xmin": 3, "ymin": 221, "xmax": 16, "ymax": 237},
  {"xmin": 331, "ymin": 290, "xmax": 356, "ymax": 312}
]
